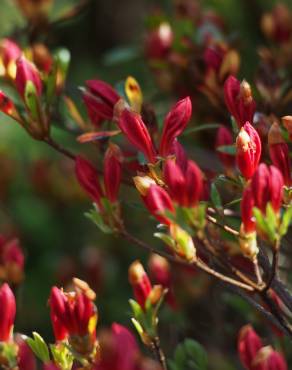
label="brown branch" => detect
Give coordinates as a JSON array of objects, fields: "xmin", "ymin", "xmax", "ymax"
[
  {"xmin": 121, "ymin": 230, "xmax": 254, "ymax": 291},
  {"xmin": 264, "ymin": 248, "xmax": 279, "ymax": 293},
  {"xmin": 151, "ymin": 337, "xmax": 168, "ymax": 370},
  {"xmin": 206, "ymin": 214, "xmax": 239, "ymax": 237},
  {"xmin": 260, "ymin": 291, "xmax": 292, "ymax": 338},
  {"xmin": 195, "ymin": 259, "xmax": 254, "ymax": 291},
  {"xmin": 43, "ymin": 136, "xmax": 77, "ymax": 160}
]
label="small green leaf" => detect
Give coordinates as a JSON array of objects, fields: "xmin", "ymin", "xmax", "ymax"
[
  {"xmin": 216, "ymin": 145, "xmax": 236, "ymax": 155},
  {"xmin": 50, "ymin": 343, "xmax": 73, "ymax": 370},
  {"xmin": 184, "ymin": 339, "xmax": 208, "ymax": 370},
  {"xmin": 169, "ymin": 339, "xmax": 208, "ymax": 370},
  {"xmin": 85, "ymin": 204, "xmax": 113, "ymax": 234},
  {"xmin": 183, "ymin": 123, "xmax": 221, "ymax": 135},
  {"xmin": 129, "ymin": 299, "xmax": 144, "ymax": 320},
  {"xmin": 46, "ymin": 63, "xmax": 58, "ymax": 106},
  {"xmin": 211, "ymin": 183, "xmax": 222, "ymax": 209},
  {"xmin": 26, "ymin": 332, "xmax": 50, "ymax": 363},
  {"xmin": 279, "ymin": 206, "xmax": 292, "ymax": 237},
  {"xmin": 0, "ymin": 342, "xmax": 18, "ymax": 368},
  {"xmin": 55, "ymin": 48, "xmax": 71, "ymax": 79},
  {"xmin": 154, "ymin": 232, "xmax": 176, "ymax": 248},
  {"xmin": 24, "ymin": 81, "xmax": 40, "ymax": 121}
]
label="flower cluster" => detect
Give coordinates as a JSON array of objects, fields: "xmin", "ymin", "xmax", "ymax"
[{"xmin": 238, "ymin": 325, "xmax": 287, "ymax": 370}]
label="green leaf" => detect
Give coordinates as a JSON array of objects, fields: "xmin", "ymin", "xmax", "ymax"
[
  {"xmin": 253, "ymin": 208, "xmax": 267, "ymax": 233},
  {"xmin": 169, "ymin": 339, "xmax": 208, "ymax": 370},
  {"xmin": 210, "ymin": 183, "xmax": 222, "ymax": 209},
  {"xmin": 129, "ymin": 299, "xmax": 144, "ymax": 320},
  {"xmin": 279, "ymin": 206, "xmax": 292, "ymax": 237},
  {"xmin": 50, "ymin": 343, "xmax": 73, "ymax": 370},
  {"xmin": 26, "ymin": 332, "xmax": 50, "ymax": 363},
  {"xmin": 55, "ymin": 48, "xmax": 71, "ymax": 78},
  {"xmin": 0, "ymin": 342, "xmax": 18, "ymax": 368},
  {"xmin": 46, "ymin": 63, "xmax": 58, "ymax": 106},
  {"xmin": 183, "ymin": 123, "xmax": 221, "ymax": 135},
  {"xmin": 24, "ymin": 81, "xmax": 40, "ymax": 121},
  {"xmin": 154, "ymin": 232, "xmax": 175, "ymax": 248},
  {"xmin": 184, "ymin": 339, "xmax": 208, "ymax": 370},
  {"xmin": 85, "ymin": 204, "xmax": 113, "ymax": 234},
  {"xmin": 102, "ymin": 46, "xmax": 139, "ymax": 66},
  {"xmin": 216, "ymin": 145, "xmax": 236, "ymax": 155}
]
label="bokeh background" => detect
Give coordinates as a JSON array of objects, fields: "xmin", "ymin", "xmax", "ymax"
[{"xmin": 0, "ymin": 1, "xmax": 291, "ymax": 369}]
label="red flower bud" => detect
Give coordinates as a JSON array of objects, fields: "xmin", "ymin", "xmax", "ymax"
[
  {"xmin": 237, "ymin": 325, "xmax": 263, "ymax": 370},
  {"xmin": 261, "ymin": 4, "xmax": 292, "ymax": 44},
  {"xmin": 164, "ymin": 159, "xmax": 203, "ymax": 207},
  {"xmin": 251, "ymin": 164, "xmax": 283, "ymax": 214},
  {"xmin": 170, "ymin": 140, "xmax": 188, "ymax": 173},
  {"xmin": 104, "ymin": 144, "xmax": 122, "ymax": 203},
  {"xmin": 82, "ymin": 80, "xmax": 120, "ymax": 126},
  {"xmin": 96, "ymin": 323, "xmax": 139, "ymax": 370},
  {"xmin": 15, "ymin": 334, "xmax": 37, "ymax": 370},
  {"xmin": 282, "ymin": 116, "xmax": 292, "ymax": 141},
  {"xmin": 49, "ymin": 286, "xmax": 95, "ymax": 337},
  {"xmin": 241, "ymin": 186, "xmax": 256, "ymax": 234},
  {"xmin": 0, "ymin": 283, "xmax": 16, "ymax": 341},
  {"xmin": 185, "ymin": 160, "xmax": 203, "ymax": 207},
  {"xmin": 204, "ymin": 46, "xmax": 223, "ymax": 72},
  {"xmin": 268, "ymin": 122, "xmax": 291, "ymax": 186},
  {"xmin": 15, "ymin": 56, "xmax": 42, "ymax": 98},
  {"xmin": 148, "ymin": 254, "xmax": 176, "ymax": 309},
  {"xmin": 224, "ymin": 76, "xmax": 256, "ymax": 127},
  {"xmin": 144, "ymin": 184, "xmax": 175, "ymax": 225},
  {"xmin": 0, "ymin": 39, "xmax": 22, "ymax": 77},
  {"xmin": 164, "ymin": 159, "xmax": 187, "ymax": 206},
  {"xmin": 145, "ymin": 22, "xmax": 173, "ymax": 60},
  {"xmin": 2, "ymin": 238, "xmax": 24, "ymax": 270},
  {"xmin": 215, "ymin": 125, "xmax": 235, "ymax": 170},
  {"xmin": 50, "ymin": 311, "xmax": 68, "ymax": 341},
  {"xmin": 236, "ymin": 122, "xmax": 261, "ymax": 179},
  {"xmin": 0, "ymin": 238, "xmax": 25, "ymax": 285},
  {"xmin": 0, "ymin": 91, "xmax": 19, "ymax": 118},
  {"xmin": 253, "ymin": 346, "xmax": 287, "ymax": 370},
  {"xmin": 159, "ymin": 97, "xmax": 192, "ymax": 157},
  {"xmin": 128, "ymin": 260, "xmax": 152, "ymax": 308},
  {"xmin": 75, "ymin": 156, "xmax": 104, "ymax": 208},
  {"xmin": 118, "ymin": 109, "xmax": 157, "ymax": 163}
]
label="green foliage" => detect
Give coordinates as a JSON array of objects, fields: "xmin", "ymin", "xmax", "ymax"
[
  {"xmin": 0, "ymin": 342, "xmax": 18, "ymax": 368},
  {"xmin": 50, "ymin": 343, "xmax": 74, "ymax": 370},
  {"xmin": 27, "ymin": 332, "xmax": 50, "ymax": 363},
  {"xmin": 168, "ymin": 339, "xmax": 208, "ymax": 370}
]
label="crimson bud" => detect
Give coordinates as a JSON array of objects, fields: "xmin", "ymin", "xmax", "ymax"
[{"xmin": 236, "ymin": 122, "xmax": 261, "ymax": 179}]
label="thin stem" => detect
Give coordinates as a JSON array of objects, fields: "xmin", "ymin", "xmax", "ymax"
[
  {"xmin": 151, "ymin": 337, "xmax": 167, "ymax": 370},
  {"xmin": 200, "ymin": 236, "xmax": 261, "ymax": 290},
  {"xmin": 264, "ymin": 248, "xmax": 279, "ymax": 293},
  {"xmin": 43, "ymin": 136, "xmax": 76, "ymax": 160},
  {"xmin": 121, "ymin": 230, "xmax": 254, "ymax": 291},
  {"xmin": 195, "ymin": 259, "xmax": 254, "ymax": 291},
  {"xmin": 206, "ymin": 214, "xmax": 239, "ymax": 237},
  {"xmin": 261, "ymin": 291, "xmax": 292, "ymax": 337},
  {"xmin": 227, "ymin": 284, "xmax": 292, "ymax": 338},
  {"xmin": 254, "ymin": 258, "xmax": 263, "ymax": 286}
]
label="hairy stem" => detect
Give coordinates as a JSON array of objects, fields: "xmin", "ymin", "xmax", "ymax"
[{"xmin": 151, "ymin": 337, "xmax": 168, "ymax": 370}]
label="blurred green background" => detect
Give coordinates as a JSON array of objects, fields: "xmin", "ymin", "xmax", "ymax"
[{"xmin": 0, "ymin": 1, "xmax": 291, "ymax": 369}]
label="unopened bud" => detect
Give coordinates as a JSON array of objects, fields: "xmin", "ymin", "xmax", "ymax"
[
  {"xmin": 133, "ymin": 176, "xmax": 156, "ymax": 196},
  {"xmin": 239, "ymin": 225, "xmax": 258, "ymax": 260},
  {"xmin": 282, "ymin": 115, "xmax": 292, "ymax": 141},
  {"xmin": 148, "ymin": 284, "xmax": 164, "ymax": 305},
  {"xmin": 169, "ymin": 224, "xmax": 196, "ymax": 262},
  {"xmin": 128, "ymin": 260, "xmax": 152, "ymax": 309}
]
